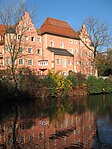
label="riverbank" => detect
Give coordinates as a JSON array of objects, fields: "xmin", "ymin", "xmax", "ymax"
[{"xmin": 0, "ymin": 73, "xmax": 112, "ymax": 102}]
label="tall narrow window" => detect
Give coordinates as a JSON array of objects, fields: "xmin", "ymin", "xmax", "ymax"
[
  {"xmin": 18, "ymin": 58, "xmax": 24, "ymax": 65},
  {"xmin": 60, "ymin": 42, "xmax": 64, "ymax": 48},
  {"xmin": 56, "ymin": 58, "xmax": 60, "ymax": 65},
  {"xmin": 28, "ymin": 48, "xmax": 32, "ymax": 53},
  {"xmin": 62, "ymin": 59, "xmax": 66, "ymax": 67},
  {"xmin": 37, "ymin": 48, "xmax": 41, "ymax": 55},
  {"xmin": 31, "ymin": 37, "xmax": 34, "ymax": 41},
  {"xmin": 50, "ymin": 40, "xmax": 54, "ymax": 47},
  {"xmin": 37, "ymin": 37, "xmax": 41, "ymax": 42}
]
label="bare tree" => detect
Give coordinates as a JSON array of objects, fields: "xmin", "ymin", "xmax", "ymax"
[
  {"xmin": 0, "ymin": 0, "xmax": 37, "ymax": 89},
  {"xmin": 82, "ymin": 16, "xmax": 112, "ymax": 75}
]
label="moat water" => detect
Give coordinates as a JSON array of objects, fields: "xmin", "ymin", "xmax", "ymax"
[{"xmin": 0, "ymin": 94, "xmax": 112, "ymax": 149}]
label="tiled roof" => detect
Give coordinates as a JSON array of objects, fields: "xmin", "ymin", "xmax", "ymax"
[
  {"xmin": 48, "ymin": 47, "xmax": 74, "ymax": 57},
  {"xmin": 0, "ymin": 24, "xmax": 6, "ymax": 36},
  {"xmin": 39, "ymin": 17, "xmax": 80, "ymax": 39}
]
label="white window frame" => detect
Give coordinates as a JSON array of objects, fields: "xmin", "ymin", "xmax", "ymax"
[
  {"xmin": 69, "ymin": 40, "xmax": 73, "ymax": 44},
  {"xmin": 28, "ymin": 48, "xmax": 32, "ymax": 53},
  {"xmin": 60, "ymin": 42, "xmax": 64, "ymax": 48},
  {"xmin": 25, "ymin": 36, "xmax": 28, "ymax": 41},
  {"xmin": 68, "ymin": 60, "xmax": 72, "ymax": 65},
  {"xmin": 56, "ymin": 58, "xmax": 60, "ymax": 65},
  {"xmin": 28, "ymin": 59, "xmax": 33, "ymax": 66},
  {"xmin": 62, "ymin": 59, "xmax": 66, "ymax": 67},
  {"xmin": 18, "ymin": 58, "xmax": 24, "ymax": 65},
  {"xmin": 37, "ymin": 36, "xmax": 41, "ymax": 42},
  {"xmin": 70, "ymin": 48, "xmax": 73, "ymax": 54},
  {"xmin": 74, "ymin": 40, "xmax": 77, "ymax": 44},
  {"xmin": 50, "ymin": 40, "xmax": 54, "ymax": 47}
]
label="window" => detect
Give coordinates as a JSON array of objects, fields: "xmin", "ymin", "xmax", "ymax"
[
  {"xmin": 28, "ymin": 59, "xmax": 33, "ymax": 65},
  {"xmin": 69, "ymin": 40, "xmax": 73, "ymax": 44},
  {"xmin": 50, "ymin": 40, "xmax": 54, "ymax": 47},
  {"xmin": 62, "ymin": 59, "xmax": 66, "ymax": 67},
  {"xmin": 31, "ymin": 37, "xmax": 34, "ymax": 41},
  {"xmin": 25, "ymin": 36, "xmax": 28, "ymax": 41},
  {"xmin": 37, "ymin": 37, "xmax": 41, "ymax": 42},
  {"xmin": 20, "ymin": 136, "xmax": 25, "ymax": 144},
  {"xmin": 18, "ymin": 47, "xmax": 23, "ymax": 53},
  {"xmin": 37, "ymin": 48, "xmax": 41, "ymax": 55},
  {"xmin": 86, "ymin": 61, "xmax": 89, "ymax": 67},
  {"xmin": 38, "ymin": 60, "xmax": 48, "ymax": 66},
  {"xmin": 74, "ymin": 49, "xmax": 78, "ymax": 54},
  {"xmin": 60, "ymin": 42, "xmax": 64, "ymax": 48},
  {"xmin": 56, "ymin": 58, "xmax": 60, "ymax": 65},
  {"xmin": 70, "ymin": 48, "xmax": 73, "ymax": 54},
  {"xmin": 68, "ymin": 60, "xmax": 71, "ymax": 65},
  {"xmin": 19, "ymin": 58, "xmax": 24, "ymax": 65},
  {"xmin": 29, "ymin": 134, "xmax": 34, "ymax": 141},
  {"xmin": 76, "ymin": 61, "xmax": 78, "ymax": 65},
  {"xmin": 18, "ymin": 35, "xmax": 21, "ymax": 39},
  {"xmin": 19, "ymin": 124, "xmax": 25, "ymax": 130},
  {"xmin": 28, "ymin": 48, "xmax": 32, "ymax": 53},
  {"xmin": 74, "ymin": 40, "xmax": 77, "ymax": 44},
  {"xmin": 86, "ymin": 51, "xmax": 88, "ymax": 56},
  {"xmin": 5, "ymin": 57, "xmax": 12, "ymax": 65}
]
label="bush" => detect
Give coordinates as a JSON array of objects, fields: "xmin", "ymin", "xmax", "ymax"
[
  {"xmin": 75, "ymin": 73, "xmax": 86, "ymax": 86},
  {"xmin": 86, "ymin": 76, "xmax": 112, "ymax": 94}
]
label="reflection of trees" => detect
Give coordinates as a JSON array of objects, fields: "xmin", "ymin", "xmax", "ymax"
[
  {"xmin": 87, "ymin": 94, "xmax": 112, "ymax": 118},
  {"xmin": 1, "ymin": 95, "xmax": 112, "ymax": 147}
]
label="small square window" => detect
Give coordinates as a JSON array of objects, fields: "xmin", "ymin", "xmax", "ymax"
[
  {"xmin": 28, "ymin": 59, "xmax": 33, "ymax": 65},
  {"xmin": 25, "ymin": 36, "xmax": 28, "ymax": 41},
  {"xmin": 28, "ymin": 48, "xmax": 32, "ymax": 53}
]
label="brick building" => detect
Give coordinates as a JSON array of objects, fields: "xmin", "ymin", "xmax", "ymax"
[{"xmin": 0, "ymin": 12, "xmax": 95, "ymax": 76}]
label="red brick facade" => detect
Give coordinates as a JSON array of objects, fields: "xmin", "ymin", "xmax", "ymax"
[{"xmin": 0, "ymin": 12, "xmax": 95, "ymax": 76}]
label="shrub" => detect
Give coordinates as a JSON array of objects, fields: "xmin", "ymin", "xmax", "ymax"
[{"xmin": 86, "ymin": 76, "xmax": 112, "ymax": 94}]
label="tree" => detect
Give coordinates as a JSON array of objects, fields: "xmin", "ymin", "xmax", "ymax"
[
  {"xmin": 96, "ymin": 49, "xmax": 112, "ymax": 76},
  {"xmin": 0, "ymin": 0, "xmax": 36, "ymax": 89},
  {"xmin": 82, "ymin": 16, "xmax": 112, "ymax": 74}
]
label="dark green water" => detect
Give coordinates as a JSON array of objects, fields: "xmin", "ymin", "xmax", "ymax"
[{"xmin": 0, "ymin": 94, "xmax": 112, "ymax": 149}]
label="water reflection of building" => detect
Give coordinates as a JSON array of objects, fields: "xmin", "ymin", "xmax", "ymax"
[{"xmin": 0, "ymin": 111, "xmax": 95, "ymax": 149}]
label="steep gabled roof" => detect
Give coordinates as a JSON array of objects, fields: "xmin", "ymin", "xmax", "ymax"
[{"xmin": 39, "ymin": 17, "xmax": 80, "ymax": 39}]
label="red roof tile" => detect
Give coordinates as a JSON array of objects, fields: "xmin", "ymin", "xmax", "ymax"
[
  {"xmin": 0, "ymin": 24, "xmax": 6, "ymax": 36},
  {"xmin": 39, "ymin": 17, "xmax": 80, "ymax": 39}
]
